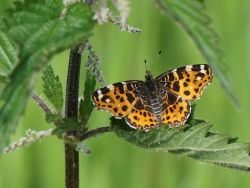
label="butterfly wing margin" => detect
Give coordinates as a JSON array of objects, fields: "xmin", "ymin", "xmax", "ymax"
[
  {"xmin": 156, "ymin": 64, "xmax": 213, "ymax": 101},
  {"xmin": 91, "ymin": 81, "xmax": 144, "ymax": 118}
]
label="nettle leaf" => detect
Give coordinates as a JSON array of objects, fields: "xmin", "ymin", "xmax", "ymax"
[
  {"xmin": 52, "ymin": 118, "xmax": 81, "ymax": 136},
  {"xmin": 155, "ymin": 0, "xmax": 239, "ymax": 108},
  {"xmin": 0, "ymin": 0, "xmax": 96, "ymax": 152},
  {"xmin": 0, "ymin": 31, "xmax": 18, "ymax": 78},
  {"xmin": 112, "ymin": 118, "xmax": 250, "ymax": 172},
  {"xmin": 79, "ymin": 68, "xmax": 96, "ymax": 128},
  {"xmin": 42, "ymin": 65, "xmax": 63, "ymax": 113}
]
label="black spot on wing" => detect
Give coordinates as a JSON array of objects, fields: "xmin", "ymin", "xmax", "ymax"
[
  {"xmin": 126, "ymin": 83, "xmax": 134, "ymax": 91},
  {"xmin": 169, "ymin": 107, "xmax": 174, "ymax": 113},
  {"xmin": 177, "ymin": 66, "xmax": 186, "ymax": 72},
  {"xmin": 167, "ymin": 93, "xmax": 177, "ymax": 105},
  {"xmin": 114, "ymin": 83, "xmax": 124, "ymax": 94},
  {"xmin": 173, "ymin": 81, "xmax": 180, "ymax": 92},
  {"xmin": 122, "ymin": 105, "xmax": 128, "ymax": 111},
  {"xmin": 195, "ymin": 72, "xmax": 205, "ymax": 78},
  {"xmin": 204, "ymin": 64, "xmax": 210, "ymax": 70},
  {"xmin": 191, "ymin": 64, "xmax": 201, "ymax": 71},
  {"xmin": 101, "ymin": 95, "xmax": 109, "ymax": 102},
  {"xmin": 134, "ymin": 100, "xmax": 144, "ymax": 110},
  {"xmin": 179, "ymin": 106, "xmax": 183, "ymax": 113},
  {"xmin": 168, "ymin": 73, "xmax": 174, "ymax": 81},
  {"xmin": 184, "ymin": 90, "xmax": 190, "ymax": 96},
  {"xmin": 92, "ymin": 91, "xmax": 99, "ymax": 101},
  {"xmin": 126, "ymin": 93, "xmax": 135, "ymax": 103},
  {"xmin": 100, "ymin": 87, "xmax": 110, "ymax": 94},
  {"xmin": 176, "ymin": 71, "xmax": 184, "ymax": 79}
]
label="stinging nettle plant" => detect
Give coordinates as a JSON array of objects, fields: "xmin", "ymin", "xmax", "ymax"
[{"xmin": 0, "ymin": 0, "xmax": 249, "ymax": 188}]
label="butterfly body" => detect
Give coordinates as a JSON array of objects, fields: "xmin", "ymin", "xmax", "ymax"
[
  {"xmin": 136, "ymin": 71, "xmax": 164, "ymax": 124},
  {"xmin": 92, "ymin": 64, "xmax": 213, "ymax": 130}
]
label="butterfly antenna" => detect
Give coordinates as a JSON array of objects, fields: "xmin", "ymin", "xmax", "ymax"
[
  {"xmin": 151, "ymin": 50, "xmax": 162, "ymax": 72},
  {"xmin": 144, "ymin": 59, "xmax": 149, "ymax": 74}
]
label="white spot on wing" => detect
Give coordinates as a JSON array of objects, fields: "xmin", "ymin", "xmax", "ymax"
[
  {"xmin": 200, "ymin": 70, "xmax": 206, "ymax": 74},
  {"xmin": 196, "ymin": 76, "xmax": 202, "ymax": 81},
  {"xmin": 97, "ymin": 90, "xmax": 102, "ymax": 94},
  {"xmin": 200, "ymin": 65, "xmax": 205, "ymax": 70},
  {"xmin": 186, "ymin": 65, "xmax": 192, "ymax": 71},
  {"xmin": 98, "ymin": 94, "xmax": 103, "ymax": 100},
  {"xmin": 105, "ymin": 98, "xmax": 111, "ymax": 103},
  {"xmin": 172, "ymin": 68, "xmax": 177, "ymax": 72},
  {"xmin": 107, "ymin": 84, "xmax": 114, "ymax": 90}
]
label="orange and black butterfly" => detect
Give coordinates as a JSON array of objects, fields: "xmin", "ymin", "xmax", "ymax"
[{"xmin": 91, "ymin": 64, "xmax": 213, "ymax": 130}]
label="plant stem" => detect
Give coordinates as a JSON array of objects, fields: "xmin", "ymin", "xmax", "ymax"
[
  {"xmin": 65, "ymin": 46, "xmax": 82, "ymax": 188},
  {"xmin": 80, "ymin": 126, "xmax": 112, "ymax": 141}
]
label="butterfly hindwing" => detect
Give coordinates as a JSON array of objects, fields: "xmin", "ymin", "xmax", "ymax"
[
  {"xmin": 92, "ymin": 81, "xmax": 143, "ymax": 118},
  {"xmin": 125, "ymin": 100, "xmax": 159, "ymax": 129},
  {"xmin": 156, "ymin": 64, "xmax": 213, "ymax": 101},
  {"xmin": 161, "ymin": 92, "xmax": 191, "ymax": 127}
]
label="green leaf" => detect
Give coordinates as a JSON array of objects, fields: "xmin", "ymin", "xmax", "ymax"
[
  {"xmin": 52, "ymin": 118, "xmax": 81, "ymax": 136},
  {"xmin": 0, "ymin": 31, "xmax": 18, "ymax": 76},
  {"xmin": 155, "ymin": 0, "xmax": 239, "ymax": 108},
  {"xmin": 42, "ymin": 65, "xmax": 63, "ymax": 113},
  {"xmin": 112, "ymin": 118, "xmax": 250, "ymax": 172},
  {"xmin": 45, "ymin": 113, "xmax": 62, "ymax": 125},
  {"xmin": 79, "ymin": 68, "xmax": 96, "ymax": 128},
  {"xmin": 0, "ymin": 0, "xmax": 96, "ymax": 152}
]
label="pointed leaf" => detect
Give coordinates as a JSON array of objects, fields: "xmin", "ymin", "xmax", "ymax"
[
  {"xmin": 0, "ymin": 0, "xmax": 95, "ymax": 152},
  {"xmin": 42, "ymin": 65, "xmax": 63, "ymax": 113},
  {"xmin": 79, "ymin": 68, "xmax": 96, "ymax": 128},
  {"xmin": 155, "ymin": 0, "xmax": 239, "ymax": 108},
  {"xmin": 0, "ymin": 31, "xmax": 18, "ymax": 77},
  {"xmin": 52, "ymin": 118, "xmax": 81, "ymax": 136},
  {"xmin": 112, "ymin": 118, "xmax": 250, "ymax": 172}
]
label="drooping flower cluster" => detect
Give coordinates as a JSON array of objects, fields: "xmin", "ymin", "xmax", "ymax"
[{"xmin": 4, "ymin": 129, "xmax": 53, "ymax": 153}]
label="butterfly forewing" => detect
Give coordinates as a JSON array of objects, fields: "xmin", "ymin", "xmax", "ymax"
[
  {"xmin": 92, "ymin": 81, "xmax": 143, "ymax": 118},
  {"xmin": 156, "ymin": 64, "xmax": 213, "ymax": 101}
]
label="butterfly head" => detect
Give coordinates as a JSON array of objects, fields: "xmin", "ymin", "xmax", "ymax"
[
  {"xmin": 145, "ymin": 70, "xmax": 154, "ymax": 81},
  {"xmin": 144, "ymin": 59, "xmax": 154, "ymax": 81}
]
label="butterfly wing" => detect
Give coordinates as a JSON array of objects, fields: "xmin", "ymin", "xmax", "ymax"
[
  {"xmin": 125, "ymin": 99, "xmax": 159, "ymax": 130},
  {"xmin": 91, "ymin": 81, "xmax": 143, "ymax": 118},
  {"xmin": 92, "ymin": 80, "xmax": 160, "ymax": 130},
  {"xmin": 161, "ymin": 92, "xmax": 191, "ymax": 127},
  {"xmin": 156, "ymin": 64, "xmax": 213, "ymax": 101}
]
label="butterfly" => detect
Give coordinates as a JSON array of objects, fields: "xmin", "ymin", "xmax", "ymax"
[{"xmin": 91, "ymin": 64, "xmax": 213, "ymax": 130}]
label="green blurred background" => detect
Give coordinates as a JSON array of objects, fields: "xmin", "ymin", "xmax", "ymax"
[{"xmin": 1, "ymin": 0, "xmax": 250, "ymax": 187}]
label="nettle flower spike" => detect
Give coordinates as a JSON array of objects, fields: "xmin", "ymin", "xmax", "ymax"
[{"xmin": 4, "ymin": 129, "xmax": 53, "ymax": 153}]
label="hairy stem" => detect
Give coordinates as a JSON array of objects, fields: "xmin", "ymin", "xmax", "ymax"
[
  {"xmin": 65, "ymin": 46, "xmax": 82, "ymax": 188},
  {"xmin": 32, "ymin": 93, "xmax": 52, "ymax": 114},
  {"xmin": 80, "ymin": 126, "xmax": 112, "ymax": 141}
]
